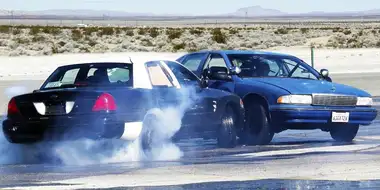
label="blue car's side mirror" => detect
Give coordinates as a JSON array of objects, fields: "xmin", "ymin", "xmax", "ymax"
[
  {"xmin": 230, "ymin": 66, "xmax": 241, "ymax": 75},
  {"xmin": 320, "ymin": 69, "xmax": 332, "ymax": 82}
]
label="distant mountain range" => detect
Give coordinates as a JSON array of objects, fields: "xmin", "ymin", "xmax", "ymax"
[
  {"xmin": 1, "ymin": 6, "xmax": 380, "ymax": 18},
  {"xmin": 228, "ymin": 6, "xmax": 380, "ymax": 17}
]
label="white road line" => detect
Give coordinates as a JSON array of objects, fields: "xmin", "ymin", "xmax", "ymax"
[{"xmin": 231, "ymin": 144, "xmax": 379, "ymax": 158}]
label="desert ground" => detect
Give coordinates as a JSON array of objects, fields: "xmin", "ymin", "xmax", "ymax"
[{"xmin": 0, "ymin": 20, "xmax": 379, "ymax": 56}]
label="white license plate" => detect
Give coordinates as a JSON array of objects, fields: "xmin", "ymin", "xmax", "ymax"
[{"xmin": 331, "ymin": 112, "xmax": 350, "ymax": 123}]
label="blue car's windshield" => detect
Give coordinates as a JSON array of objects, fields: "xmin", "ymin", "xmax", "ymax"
[{"xmin": 227, "ymin": 54, "xmax": 319, "ymax": 80}]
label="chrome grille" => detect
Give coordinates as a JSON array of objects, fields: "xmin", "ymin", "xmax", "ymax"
[{"xmin": 312, "ymin": 94, "xmax": 357, "ymax": 106}]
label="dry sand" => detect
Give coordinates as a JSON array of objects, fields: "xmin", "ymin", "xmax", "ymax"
[{"xmin": 0, "ymin": 48, "xmax": 379, "ymax": 80}]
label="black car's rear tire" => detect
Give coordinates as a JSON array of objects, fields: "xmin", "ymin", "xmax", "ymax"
[
  {"xmin": 241, "ymin": 102, "xmax": 274, "ymax": 145},
  {"xmin": 216, "ymin": 105, "xmax": 238, "ymax": 148},
  {"xmin": 4, "ymin": 135, "xmax": 41, "ymax": 144},
  {"xmin": 140, "ymin": 109, "xmax": 170, "ymax": 156},
  {"xmin": 330, "ymin": 124, "xmax": 359, "ymax": 142},
  {"xmin": 140, "ymin": 114, "xmax": 158, "ymax": 153}
]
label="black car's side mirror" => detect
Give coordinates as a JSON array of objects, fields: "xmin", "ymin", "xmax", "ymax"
[
  {"xmin": 207, "ymin": 67, "xmax": 232, "ymax": 81},
  {"xmin": 199, "ymin": 78, "xmax": 208, "ymax": 88},
  {"xmin": 320, "ymin": 68, "xmax": 332, "ymax": 82}
]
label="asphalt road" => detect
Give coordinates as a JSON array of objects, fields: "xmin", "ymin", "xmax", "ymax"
[
  {"xmin": 1, "ymin": 124, "xmax": 380, "ymax": 189},
  {"xmin": 0, "ymin": 76, "xmax": 380, "ymax": 190}
]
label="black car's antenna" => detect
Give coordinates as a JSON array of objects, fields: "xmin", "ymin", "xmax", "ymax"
[{"xmin": 128, "ymin": 56, "xmax": 134, "ymax": 64}]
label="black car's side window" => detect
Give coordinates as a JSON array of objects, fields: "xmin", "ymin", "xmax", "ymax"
[
  {"xmin": 145, "ymin": 61, "xmax": 175, "ymax": 88},
  {"xmin": 165, "ymin": 61, "xmax": 199, "ymax": 87},
  {"xmin": 181, "ymin": 53, "xmax": 207, "ymax": 72}
]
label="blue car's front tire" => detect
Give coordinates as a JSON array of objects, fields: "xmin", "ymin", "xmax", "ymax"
[
  {"xmin": 329, "ymin": 124, "xmax": 359, "ymax": 142},
  {"xmin": 241, "ymin": 102, "xmax": 274, "ymax": 145}
]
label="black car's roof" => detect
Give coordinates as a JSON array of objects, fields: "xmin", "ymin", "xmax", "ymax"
[{"xmin": 57, "ymin": 62, "xmax": 133, "ymax": 69}]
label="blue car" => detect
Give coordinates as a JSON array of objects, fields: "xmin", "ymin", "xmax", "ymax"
[{"xmin": 176, "ymin": 50, "xmax": 378, "ymax": 145}]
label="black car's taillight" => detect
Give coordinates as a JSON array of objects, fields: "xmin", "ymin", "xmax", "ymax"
[
  {"xmin": 92, "ymin": 93, "xmax": 117, "ymax": 112},
  {"xmin": 7, "ymin": 98, "xmax": 20, "ymax": 115}
]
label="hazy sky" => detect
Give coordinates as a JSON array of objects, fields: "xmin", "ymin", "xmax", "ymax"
[{"xmin": 1, "ymin": 0, "xmax": 379, "ymax": 15}]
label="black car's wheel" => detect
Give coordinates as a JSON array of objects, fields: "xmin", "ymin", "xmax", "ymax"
[
  {"xmin": 216, "ymin": 105, "xmax": 238, "ymax": 148},
  {"xmin": 140, "ymin": 114, "xmax": 158, "ymax": 154},
  {"xmin": 330, "ymin": 124, "xmax": 359, "ymax": 142},
  {"xmin": 241, "ymin": 102, "xmax": 274, "ymax": 145}
]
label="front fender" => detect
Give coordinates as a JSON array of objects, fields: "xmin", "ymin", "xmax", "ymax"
[{"xmin": 234, "ymin": 81, "xmax": 289, "ymax": 105}]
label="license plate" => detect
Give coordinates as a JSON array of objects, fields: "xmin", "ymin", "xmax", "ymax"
[
  {"xmin": 46, "ymin": 105, "xmax": 65, "ymax": 115},
  {"xmin": 331, "ymin": 112, "xmax": 350, "ymax": 123}
]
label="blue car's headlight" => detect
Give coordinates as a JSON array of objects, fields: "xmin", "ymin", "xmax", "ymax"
[
  {"xmin": 277, "ymin": 95, "xmax": 312, "ymax": 104},
  {"xmin": 356, "ymin": 97, "xmax": 373, "ymax": 106}
]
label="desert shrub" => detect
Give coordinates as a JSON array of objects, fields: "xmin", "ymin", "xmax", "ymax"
[
  {"xmin": 141, "ymin": 39, "xmax": 154, "ymax": 46},
  {"xmin": 343, "ymin": 29, "xmax": 352, "ymax": 35},
  {"xmin": 98, "ymin": 27, "xmax": 114, "ymax": 36},
  {"xmin": 228, "ymin": 28, "xmax": 239, "ymax": 35},
  {"xmin": 300, "ymin": 28, "xmax": 309, "ymax": 34},
  {"xmin": 71, "ymin": 29, "xmax": 83, "ymax": 41},
  {"xmin": 138, "ymin": 28, "xmax": 146, "ymax": 35},
  {"xmin": 11, "ymin": 28, "xmax": 21, "ymax": 35},
  {"xmin": 274, "ymin": 28, "xmax": 289, "ymax": 35},
  {"xmin": 332, "ymin": 27, "xmax": 343, "ymax": 33},
  {"xmin": 32, "ymin": 35, "xmax": 45, "ymax": 42},
  {"xmin": 29, "ymin": 27, "xmax": 41, "ymax": 35},
  {"xmin": 189, "ymin": 28, "xmax": 203, "ymax": 35},
  {"xmin": 376, "ymin": 41, "xmax": 380, "ymax": 47},
  {"xmin": 126, "ymin": 29, "xmax": 134, "ymax": 36},
  {"xmin": 166, "ymin": 28, "xmax": 183, "ymax": 40},
  {"xmin": 211, "ymin": 28, "xmax": 227, "ymax": 44},
  {"xmin": 15, "ymin": 37, "xmax": 29, "ymax": 44},
  {"xmin": 83, "ymin": 27, "xmax": 99, "ymax": 36},
  {"xmin": 148, "ymin": 27, "xmax": 160, "ymax": 38},
  {"xmin": 173, "ymin": 42, "xmax": 186, "ymax": 51},
  {"xmin": 0, "ymin": 25, "xmax": 10, "ymax": 33},
  {"xmin": 42, "ymin": 27, "xmax": 61, "ymax": 35},
  {"xmin": 357, "ymin": 30, "xmax": 364, "ymax": 36},
  {"xmin": 58, "ymin": 41, "xmax": 66, "ymax": 47}
]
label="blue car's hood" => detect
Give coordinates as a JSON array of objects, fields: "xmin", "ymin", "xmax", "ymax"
[{"xmin": 242, "ymin": 77, "xmax": 371, "ymax": 97}]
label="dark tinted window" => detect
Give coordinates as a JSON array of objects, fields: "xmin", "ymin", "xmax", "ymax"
[
  {"xmin": 165, "ymin": 61, "xmax": 199, "ymax": 86},
  {"xmin": 41, "ymin": 63, "xmax": 133, "ymax": 89},
  {"xmin": 227, "ymin": 54, "xmax": 318, "ymax": 79}
]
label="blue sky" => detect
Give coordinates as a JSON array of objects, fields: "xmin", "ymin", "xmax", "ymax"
[{"xmin": 1, "ymin": 0, "xmax": 379, "ymax": 15}]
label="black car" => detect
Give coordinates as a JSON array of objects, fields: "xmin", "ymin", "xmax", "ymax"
[{"xmin": 2, "ymin": 58, "xmax": 245, "ymax": 150}]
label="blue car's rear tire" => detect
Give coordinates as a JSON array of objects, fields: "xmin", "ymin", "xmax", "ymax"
[
  {"xmin": 330, "ymin": 124, "xmax": 359, "ymax": 142},
  {"xmin": 241, "ymin": 102, "xmax": 274, "ymax": 145}
]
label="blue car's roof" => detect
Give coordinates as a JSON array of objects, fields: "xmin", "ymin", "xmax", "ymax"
[{"xmin": 199, "ymin": 49, "xmax": 294, "ymax": 57}]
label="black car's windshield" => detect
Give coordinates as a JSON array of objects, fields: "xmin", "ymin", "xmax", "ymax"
[
  {"xmin": 41, "ymin": 63, "xmax": 133, "ymax": 90},
  {"xmin": 227, "ymin": 54, "xmax": 318, "ymax": 80}
]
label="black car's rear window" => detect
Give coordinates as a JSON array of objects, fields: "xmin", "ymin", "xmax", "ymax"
[{"xmin": 40, "ymin": 63, "xmax": 133, "ymax": 90}]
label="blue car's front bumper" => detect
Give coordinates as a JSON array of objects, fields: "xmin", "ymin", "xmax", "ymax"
[{"xmin": 270, "ymin": 105, "xmax": 378, "ymax": 126}]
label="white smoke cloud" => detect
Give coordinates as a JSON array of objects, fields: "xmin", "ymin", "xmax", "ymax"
[{"xmin": 0, "ymin": 84, "xmax": 197, "ymax": 166}]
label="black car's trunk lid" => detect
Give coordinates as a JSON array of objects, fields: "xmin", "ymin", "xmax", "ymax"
[{"xmin": 13, "ymin": 89, "xmax": 103, "ymax": 118}]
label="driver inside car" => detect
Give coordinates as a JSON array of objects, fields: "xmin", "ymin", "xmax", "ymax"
[
  {"xmin": 256, "ymin": 61, "xmax": 271, "ymax": 77},
  {"xmin": 87, "ymin": 69, "xmax": 110, "ymax": 84}
]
